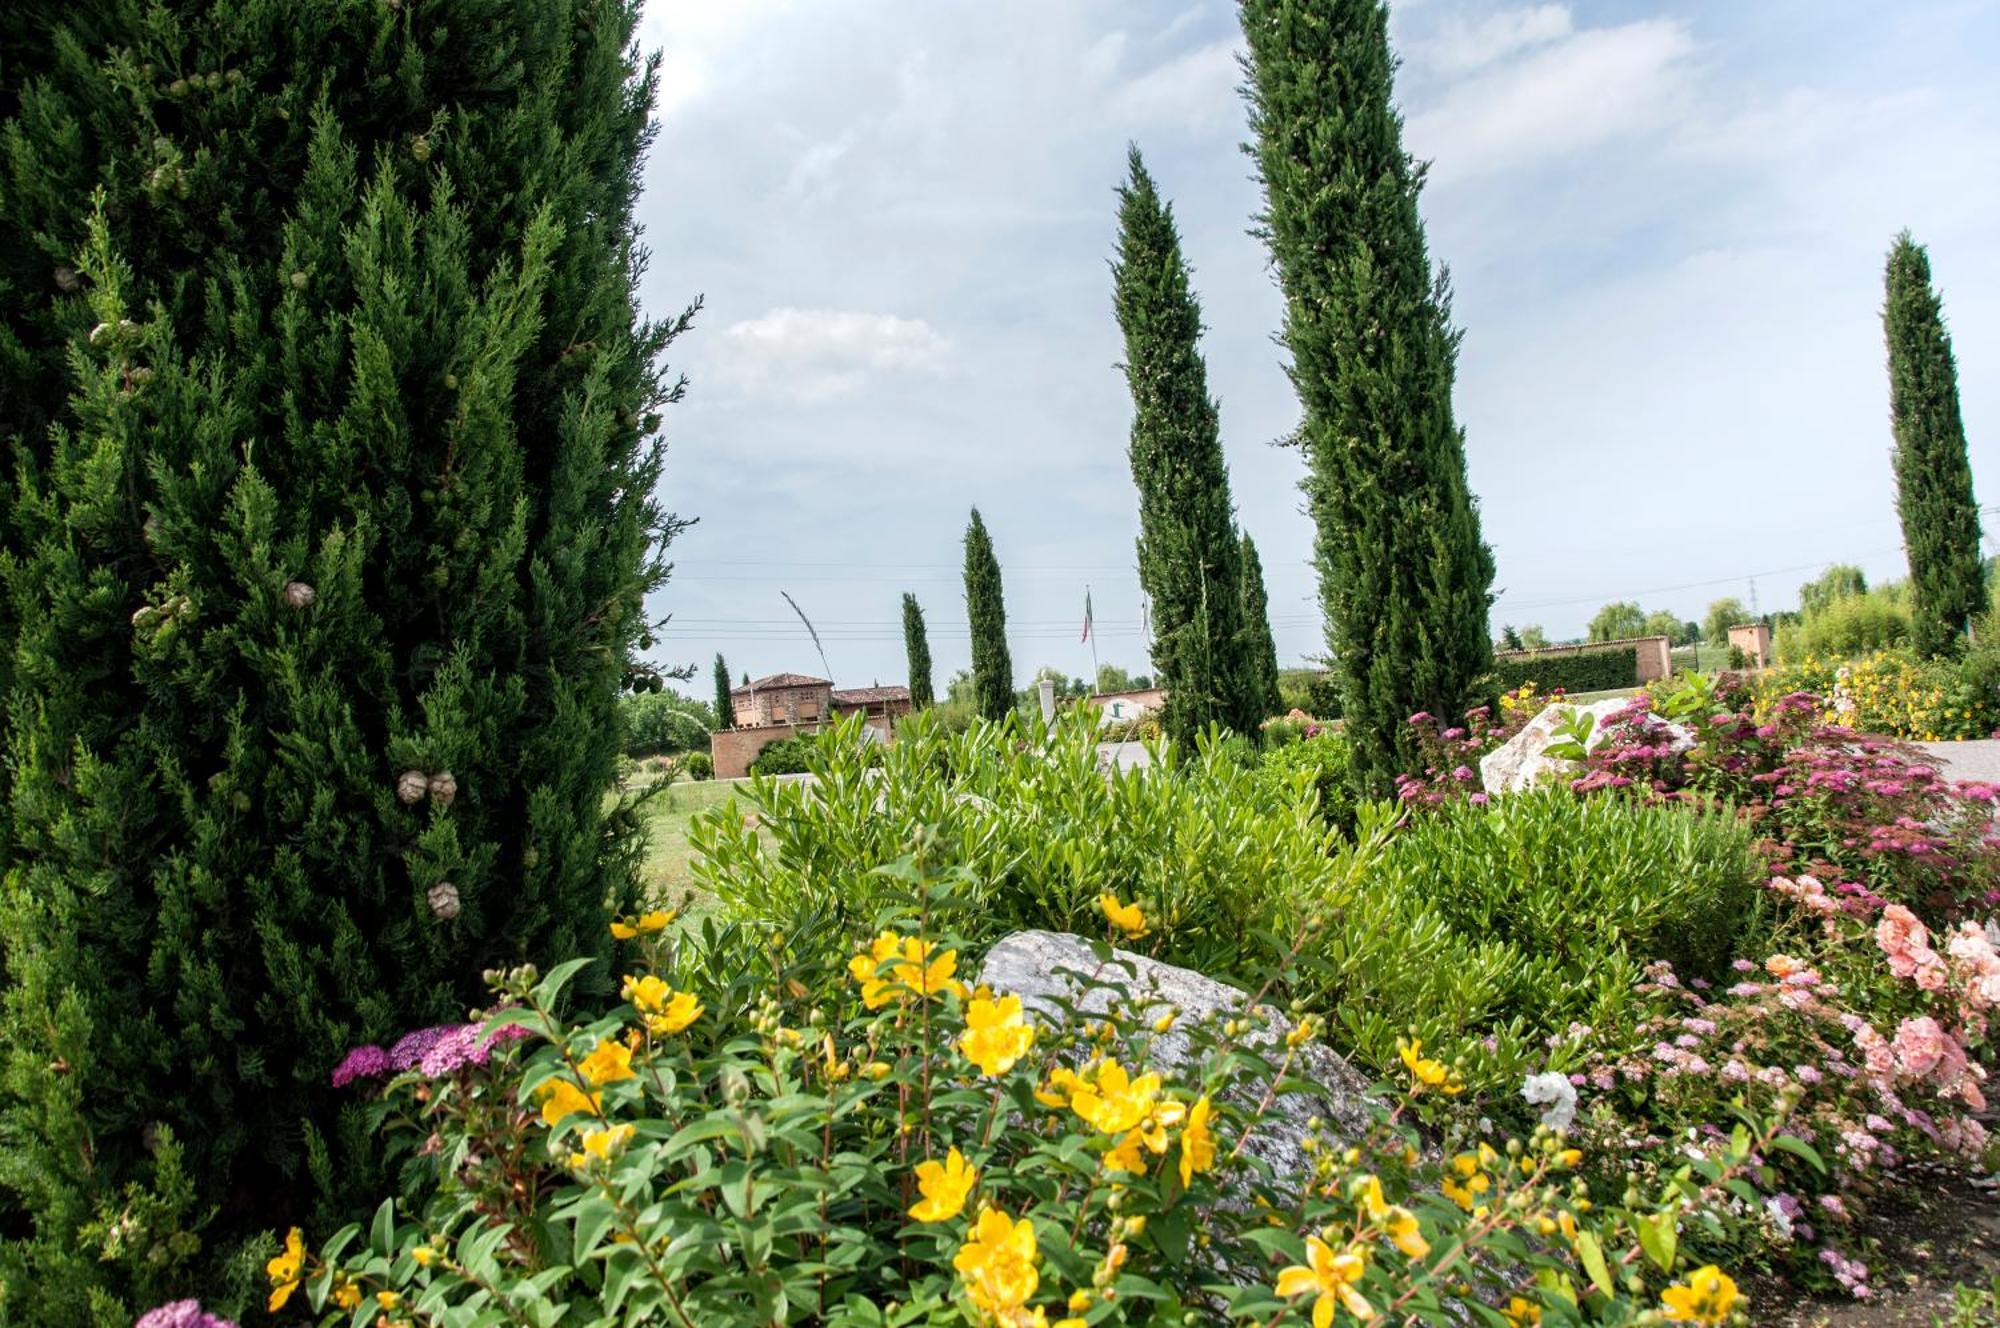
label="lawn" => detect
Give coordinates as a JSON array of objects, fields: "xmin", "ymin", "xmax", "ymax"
[{"xmin": 626, "ymin": 775, "xmax": 743, "ymax": 914}]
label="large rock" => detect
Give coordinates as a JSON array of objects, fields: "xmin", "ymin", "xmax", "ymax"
[
  {"xmin": 977, "ymin": 930, "xmax": 1379, "ymax": 1183},
  {"xmin": 1478, "ymin": 697, "xmax": 1691, "ymax": 795}
]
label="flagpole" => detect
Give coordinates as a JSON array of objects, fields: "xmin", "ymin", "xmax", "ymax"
[{"xmin": 1085, "ymin": 584, "xmax": 1100, "ymax": 692}]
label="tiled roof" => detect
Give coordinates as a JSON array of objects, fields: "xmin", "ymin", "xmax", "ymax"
[
  {"xmin": 733, "ymin": 672, "xmax": 832, "ymax": 693},
  {"xmin": 831, "ymin": 685, "xmax": 912, "ymax": 705}
]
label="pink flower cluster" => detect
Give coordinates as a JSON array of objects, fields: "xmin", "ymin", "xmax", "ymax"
[
  {"xmin": 1393, "ymin": 704, "xmax": 1515, "ymax": 806},
  {"xmin": 135, "ymin": 1303, "xmax": 237, "ymax": 1328},
  {"xmin": 332, "ymin": 1016, "xmax": 532, "ymax": 1088}
]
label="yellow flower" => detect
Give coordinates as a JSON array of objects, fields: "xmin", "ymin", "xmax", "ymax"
[
  {"xmin": 1152, "ymin": 1008, "xmax": 1178, "ymax": 1033},
  {"xmin": 1179, "ymin": 1095, "xmax": 1215, "ymax": 1187},
  {"xmin": 1661, "ymin": 1266, "xmax": 1740, "ymax": 1323},
  {"xmin": 332, "ymin": 1278, "xmax": 361, "ymax": 1310},
  {"xmin": 953, "ymin": 1207, "xmax": 1040, "ymax": 1318},
  {"xmin": 377, "ymin": 1289, "xmax": 402, "ymax": 1309},
  {"xmin": 889, "ymin": 937, "xmax": 960, "ymax": 1002},
  {"xmin": 1099, "ymin": 893, "xmax": 1148, "ymax": 937},
  {"xmin": 568, "ymin": 1122, "xmax": 636, "ymax": 1170},
  {"xmin": 1441, "ymin": 1152, "xmax": 1491, "ymax": 1212},
  {"xmin": 412, "ymin": 1245, "xmax": 437, "ymax": 1268},
  {"xmin": 609, "ymin": 908, "xmax": 675, "ymax": 939},
  {"xmin": 849, "ymin": 931, "xmax": 904, "ymax": 1008},
  {"xmin": 1397, "ymin": 1038, "xmax": 1462, "ymax": 1094},
  {"xmin": 641, "ymin": 987, "xmax": 704, "ymax": 1035},
  {"xmin": 536, "ymin": 1077, "xmax": 602, "ymax": 1127},
  {"xmin": 265, "ymin": 1226, "xmax": 305, "ymax": 1312},
  {"xmin": 1275, "ymin": 1234, "xmax": 1375, "ymax": 1327},
  {"xmin": 1068, "ymin": 1059, "xmax": 1163, "ymax": 1135},
  {"xmin": 1035, "ymin": 1065, "xmax": 1083, "ymax": 1108},
  {"xmin": 863, "ymin": 1060, "xmax": 892, "ymax": 1080},
  {"xmin": 1355, "ymin": 1175, "xmax": 1429, "ymax": 1259},
  {"xmin": 909, "ymin": 1147, "xmax": 978, "ymax": 1222},
  {"xmin": 1104, "ymin": 1130, "xmax": 1150, "ymax": 1173},
  {"xmin": 1504, "ymin": 1295, "xmax": 1542, "ymax": 1326},
  {"xmin": 576, "ymin": 1039, "xmax": 636, "ymax": 1086},
  {"xmin": 960, "ymin": 994, "xmax": 1037, "ymax": 1076}
]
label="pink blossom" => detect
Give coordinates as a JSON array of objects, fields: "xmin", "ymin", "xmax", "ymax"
[{"xmin": 1890, "ymin": 1016, "xmax": 1947, "ymax": 1078}]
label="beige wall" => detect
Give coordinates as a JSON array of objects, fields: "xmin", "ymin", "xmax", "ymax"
[
  {"xmin": 1728, "ymin": 623, "xmax": 1773, "ymax": 671},
  {"xmin": 709, "ymin": 715, "xmax": 895, "ymax": 779}
]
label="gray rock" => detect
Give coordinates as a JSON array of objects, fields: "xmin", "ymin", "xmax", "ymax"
[
  {"xmin": 1478, "ymin": 697, "xmax": 1691, "ymax": 795},
  {"xmin": 976, "ymin": 930, "xmax": 1381, "ymax": 1185}
]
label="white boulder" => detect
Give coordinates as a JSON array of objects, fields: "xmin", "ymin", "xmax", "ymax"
[{"xmin": 1478, "ymin": 697, "xmax": 1692, "ymax": 796}]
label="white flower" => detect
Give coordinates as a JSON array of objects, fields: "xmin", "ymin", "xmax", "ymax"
[
  {"xmin": 1521, "ymin": 1071, "xmax": 1578, "ymax": 1133},
  {"xmin": 1983, "ymin": 917, "xmax": 2000, "ymax": 950},
  {"xmin": 1764, "ymin": 1196, "xmax": 1794, "ymax": 1241}
]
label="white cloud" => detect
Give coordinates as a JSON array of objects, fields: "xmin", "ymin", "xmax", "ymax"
[
  {"xmin": 1408, "ymin": 19, "xmax": 1697, "ymax": 181},
  {"xmin": 1412, "ymin": 4, "xmax": 1573, "ymax": 76},
  {"xmin": 713, "ymin": 307, "xmax": 951, "ymax": 403},
  {"xmin": 1107, "ymin": 38, "xmax": 1242, "ymax": 131}
]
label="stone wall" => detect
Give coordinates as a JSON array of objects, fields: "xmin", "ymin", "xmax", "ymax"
[{"xmin": 710, "ymin": 714, "xmax": 897, "ymax": 780}]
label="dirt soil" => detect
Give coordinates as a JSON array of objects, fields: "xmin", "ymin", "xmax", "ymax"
[{"xmin": 1758, "ymin": 1170, "xmax": 2000, "ymax": 1326}]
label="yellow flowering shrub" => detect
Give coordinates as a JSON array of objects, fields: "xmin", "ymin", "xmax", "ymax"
[
  {"xmin": 1756, "ymin": 647, "xmax": 1999, "ymax": 741},
  {"xmin": 261, "ymin": 861, "xmax": 1776, "ymax": 1327}
]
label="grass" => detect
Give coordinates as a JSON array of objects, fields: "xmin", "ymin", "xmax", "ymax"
[{"xmin": 624, "ymin": 775, "xmax": 743, "ymax": 916}]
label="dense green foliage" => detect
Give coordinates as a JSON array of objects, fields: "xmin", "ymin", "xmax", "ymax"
[
  {"xmin": 962, "ymin": 508, "xmax": 1013, "ymax": 722},
  {"xmin": 0, "ymin": 1, "xmax": 682, "ymax": 1315},
  {"xmin": 1799, "ymin": 564, "xmax": 1869, "ymax": 616},
  {"xmin": 745, "ymin": 734, "xmax": 817, "ymax": 777},
  {"xmin": 713, "ymin": 653, "xmax": 736, "ymax": 729},
  {"xmin": 1702, "ymin": 598, "xmax": 1748, "ymax": 645},
  {"xmin": 618, "ymin": 691, "xmax": 714, "ymax": 758},
  {"xmin": 901, "ymin": 591, "xmax": 934, "ymax": 709},
  {"xmin": 1253, "ymin": 730, "xmax": 1355, "ymax": 834},
  {"xmin": 1775, "ymin": 581, "xmax": 1911, "ymax": 663},
  {"xmin": 1111, "ymin": 148, "xmax": 1260, "ymax": 741},
  {"xmin": 1239, "ymin": 0, "xmax": 1495, "ymax": 799},
  {"xmin": 1492, "ymin": 645, "xmax": 1637, "ymax": 694},
  {"xmin": 1586, "ymin": 601, "xmax": 1646, "ymax": 642},
  {"xmin": 1885, "ymin": 233, "xmax": 1985, "ymax": 657},
  {"xmin": 1239, "ymin": 533, "xmax": 1284, "ymax": 718}
]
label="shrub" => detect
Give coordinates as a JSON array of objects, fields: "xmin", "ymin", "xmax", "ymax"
[
  {"xmin": 620, "ymin": 691, "xmax": 717, "ymax": 757},
  {"xmin": 1255, "ymin": 730, "xmax": 1356, "ymax": 833},
  {"xmin": 683, "ymin": 750, "xmax": 714, "ymax": 781},
  {"xmin": 264, "ymin": 901, "xmax": 1780, "ymax": 1328},
  {"xmin": 1492, "ymin": 645, "xmax": 1638, "ymax": 694},
  {"xmin": 747, "ymin": 734, "xmax": 819, "ymax": 777},
  {"xmin": 1756, "ymin": 648, "xmax": 1999, "ymax": 741},
  {"xmin": 1775, "ymin": 585, "xmax": 1912, "ymax": 664}
]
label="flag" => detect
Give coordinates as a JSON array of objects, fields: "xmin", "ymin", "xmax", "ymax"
[{"xmin": 1081, "ymin": 588, "xmax": 1094, "ymax": 644}]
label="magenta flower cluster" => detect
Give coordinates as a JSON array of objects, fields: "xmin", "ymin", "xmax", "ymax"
[
  {"xmin": 332, "ymin": 1016, "xmax": 532, "ymax": 1087},
  {"xmin": 135, "ymin": 1302, "xmax": 237, "ymax": 1328}
]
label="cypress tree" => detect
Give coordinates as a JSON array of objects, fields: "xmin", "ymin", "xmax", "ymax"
[
  {"xmin": 1112, "ymin": 146, "xmax": 1260, "ymax": 742},
  {"xmin": 714, "ymin": 653, "xmax": 736, "ymax": 728},
  {"xmin": 1885, "ymin": 233, "xmax": 1985, "ymax": 656},
  {"xmin": 1239, "ymin": 0, "xmax": 1495, "ymax": 795},
  {"xmin": 902, "ymin": 592, "xmax": 935, "ymax": 708},
  {"xmin": 963, "ymin": 509, "xmax": 1013, "ymax": 722},
  {"xmin": 1238, "ymin": 533, "xmax": 1284, "ymax": 718},
  {"xmin": 0, "ymin": 2, "xmax": 688, "ymax": 1315}
]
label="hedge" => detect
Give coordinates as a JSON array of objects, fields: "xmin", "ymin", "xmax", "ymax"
[{"xmin": 1493, "ymin": 644, "xmax": 1638, "ymax": 694}]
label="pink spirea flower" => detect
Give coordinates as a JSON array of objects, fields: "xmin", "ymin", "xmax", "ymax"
[
  {"xmin": 330, "ymin": 1044, "xmax": 391, "ymax": 1088},
  {"xmin": 136, "ymin": 1303, "xmax": 238, "ymax": 1328}
]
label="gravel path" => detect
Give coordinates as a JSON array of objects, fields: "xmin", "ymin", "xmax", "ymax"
[{"xmin": 1912, "ymin": 740, "xmax": 2000, "ymax": 785}]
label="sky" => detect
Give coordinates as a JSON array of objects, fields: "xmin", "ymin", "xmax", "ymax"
[{"xmin": 628, "ymin": 0, "xmax": 2000, "ymax": 697}]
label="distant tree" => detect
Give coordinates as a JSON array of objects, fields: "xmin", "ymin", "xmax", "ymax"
[
  {"xmin": 741, "ymin": 670, "xmax": 750, "ymax": 686},
  {"xmin": 1238, "ymin": 533, "xmax": 1285, "ymax": 718},
  {"xmin": 620, "ymin": 692, "xmax": 716, "ymax": 757},
  {"xmin": 1682, "ymin": 621, "xmax": 1701, "ymax": 647},
  {"xmin": 1799, "ymin": 565, "xmax": 1869, "ymax": 617},
  {"xmin": 1240, "ymin": 0, "xmax": 1495, "ymax": 796},
  {"xmin": 1640, "ymin": 610, "xmax": 1688, "ymax": 644},
  {"xmin": 1498, "ymin": 625, "xmax": 1524, "ymax": 652},
  {"xmin": 1517, "ymin": 625, "xmax": 1550, "ymax": 650},
  {"xmin": 1112, "ymin": 147, "xmax": 1259, "ymax": 740},
  {"xmin": 1703, "ymin": 598, "xmax": 1749, "ymax": 646},
  {"xmin": 1588, "ymin": 601, "xmax": 1648, "ymax": 642},
  {"xmin": 1095, "ymin": 663, "xmax": 1139, "ymax": 693},
  {"xmin": 715, "ymin": 654, "xmax": 737, "ymax": 729},
  {"xmin": 1885, "ymin": 234, "xmax": 1985, "ymax": 656},
  {"xmin": 963, "ymin": 509, "xmax": 1014, "ymax": 721},
  {"xmin": 901, "ymin": 592, "xmax": 935, "ymax": 708}
]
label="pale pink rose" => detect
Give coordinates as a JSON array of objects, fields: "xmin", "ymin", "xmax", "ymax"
[
  {"xmin": 1891, "ymin": 1016, "xmax": 1947, "ymax": 1078},
  {"xmin": 1916, "ymin": 958, "xmax": 1949, "ymax": 992},
  {"xmin": 1766, "ymin": 954, "xmax": 1804, "ymax": 978},
  {"xmin": 1877, "ymin": 904, "xmax": 1934, "ymax": 979},
  {"xmin": 1963, "ymin": 1078, "xmax": 1987, "ymax": 1111}
]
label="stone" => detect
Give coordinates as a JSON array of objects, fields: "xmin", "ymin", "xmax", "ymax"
[
  {"xmin": 976, "ymin": 930, "xmax": 1381, "ymax": 1184},
  {"xmin": 1478, "ymin": 697, "xmax": 1691, "ymax": 796}
]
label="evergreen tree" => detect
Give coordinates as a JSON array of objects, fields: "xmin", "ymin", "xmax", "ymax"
[
  {"xmin": 1885, "ymin": 233, "xmax": 1985, "ymax": 656},
  {"xmin": 1111, "ymin": 146, "xmax": 1260, "ymax": 741},
  {"xmin": 1239, "ymin": 0, "xmax": 1495, "ymax": 796},
  {"xmin": 963, "ymin": 509, "xmax": 1013, "ymax": 722},
  {"xmin": 1238, "ymin": 533, "xmax": 1284, "ymax": 718},
  {"xmin": 714, "ymin": 653, "xmax": 736, "ymax": 728},
  {"xmin": 1498, "ymin": 625, "xmax": 1524, "ymax": 652},
  {"xmin": 901, "ymin": 592, "xmax": 935, "ymax": 708},
  {"xmin": 0, "ymin": 2, "xmax": 689, "ymax": 1315}
]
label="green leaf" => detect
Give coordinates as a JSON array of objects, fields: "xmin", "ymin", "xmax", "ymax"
[
  {"xmin": 1769, "ymin": 1133, "xmax": 1827, "ymax": 1174},
  {"xmin": 370, "ymin": 1198, "xmax": 395, "ymax": 1256},
  {"xmin": 1636, "ymin": 1211, "xmax": 1677, "ymax": 1273},
  {"xmin": 1576, "ymin": 1231, "xmax": 1614, "ymax": 1297}
]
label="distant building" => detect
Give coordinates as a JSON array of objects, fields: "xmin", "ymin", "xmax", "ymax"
[
  {"xmin": 1082, "ymin": 686, "xmax": 1166, "ymax": 727},
  {"xmin": 712, "ymin": 672, "xmax": 915, "ymax": 778},
  {"xmin": 1727, "ymin": 623, "xmax": 1772, "ymax": 671}
]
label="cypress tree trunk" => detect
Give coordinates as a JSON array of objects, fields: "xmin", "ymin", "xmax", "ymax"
[
  {"xmin": 1239, "ymin": 533, "xmax": 1284, "ymax": 718},
  {"xmin": 963, "ymin": 509, "xmax": 1014, "ymax": 722},
  {"xmin": 902, "ymin": 592, "xmax": 935, "ymax": 708},
  {"xmin": 714, "ymin": 653, "xmax": 737, "ymax": 728},
  {"xmin": 1111, "ymin": 147, "xmax": 1260, "ymax": 743},
  {"xmin": 1239, "ymin": 0, "xmax": 1495, "ymax": 796},
  {"xmin": 0, "ymin": 2, "xmax": 688, "ymax": 1314},
  {"xmin": 1885, "ymin": 232, "xmax": 1985, "ymax": 657}
]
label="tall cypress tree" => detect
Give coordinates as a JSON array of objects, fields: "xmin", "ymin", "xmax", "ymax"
[
  {"xmin": 1885, "ymin": 233, "xmax": 1985, "ymax": 656},
  {"xmin": 1112, "ymin": 146, "xmax": 1260, "ymax": 742},
  {"xmin": 902, "ymin": 592, "xmax": 935, "ymax": 708},
  {"xmin": 963, "ymin": 508, "xmax": 1013, "ymax": 722},
  {"xmin": 0, "ymin": 2, "xmax": 688, "ymax": 1315},
  {"xmin": 1239, "ymin": 533, "xmax": 1284, "ymax": 718},
  {"xmin": 714, "ymin": 652, "xmax": 736, "ymax": 728},
  {"xmin": 1239, "ymin": 0, "xmax": 1495, "ymax": 795}
]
